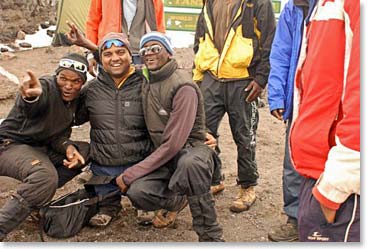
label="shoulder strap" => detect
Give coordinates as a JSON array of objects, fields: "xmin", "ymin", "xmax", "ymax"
[{"xmin": 86, "ymin": 189, "xmax": 121, "ymax": 206}]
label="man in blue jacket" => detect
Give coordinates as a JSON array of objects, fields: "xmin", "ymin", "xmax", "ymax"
[{"xmin": 267, "ymin": 0, "xmax": 316, "ymax": 242}]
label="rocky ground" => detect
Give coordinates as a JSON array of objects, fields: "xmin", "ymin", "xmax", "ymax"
[{"xmin": 0, "ymin": 45, "xmax": 288, "ymax": 243}]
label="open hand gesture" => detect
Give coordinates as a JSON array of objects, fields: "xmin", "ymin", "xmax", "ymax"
[{"xmin": 63, "ymin": 144, "xmax": 86, "ymax": 169}]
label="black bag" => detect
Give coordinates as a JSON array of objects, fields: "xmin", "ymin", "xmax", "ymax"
[
  {"xmin": 38, "ymin": 176, "xmax": 118, "ymax": 240},
  {"xmin": 39, "ymin": 187, "xmax": 98, "ymax": 239}
]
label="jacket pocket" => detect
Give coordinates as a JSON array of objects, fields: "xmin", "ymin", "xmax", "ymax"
[
  {"xmin": 227, "ymin": 26, "xmax": 253, "ymax": 68},
  {"xmin": 194, "ymin": 35, "xmax": 219, "ymax": 74}
]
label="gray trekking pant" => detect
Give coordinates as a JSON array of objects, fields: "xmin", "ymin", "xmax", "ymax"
[
  {"xmin": 127, "ymin": 144, "xmax": 214, "ymax": 211},
  {"xmin": 200, "ymin": 72, "xmax": 259, "ymax": 187},
  {"xmin": 127, "ymin": 144, "xmax": 223, "ymax": 241},
  {"xmin": 0, "ymin": 140, "xmax": 90, "ymax": 207}
]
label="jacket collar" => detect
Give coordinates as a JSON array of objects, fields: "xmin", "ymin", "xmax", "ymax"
[{"xmin": 148, "ymin": 59, "xmax": 178, "ymax": 83}]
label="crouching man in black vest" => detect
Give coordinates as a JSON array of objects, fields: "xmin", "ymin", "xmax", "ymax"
[
  {"xmin": 116, "ymin": 32, "xmax": 224, "ymax": 242},
  {"xmin": 0, "ymin": 54, "xmax": 90, "ymax": 241}
]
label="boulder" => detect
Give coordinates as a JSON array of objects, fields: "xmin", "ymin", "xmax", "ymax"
[
  {"xmin": 19, "ymin": 42, "xmax": 32, "ymax": 48},
  {"xmin": 0, "ymin": 52, "xmax": 17, "ymax": 61},
  {"xmin": 0, "ymin": 47, "xmax": 9, "ymax": 53},
  {"xmin": 16, "ymin": 30, "xmax": 26, "ymax": 40}
]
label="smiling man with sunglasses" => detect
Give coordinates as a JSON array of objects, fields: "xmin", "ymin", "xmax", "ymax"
[
  {"xmin": 73, "ymin": 32, "xmax": 153, "ymax": 228},
  {"xmin": 0, "ymin": 53, "xmax": 90, "ymax": 241},
  {"xmin": 115, "ymin": 31, "xmax": 224, "ymax": 242}
]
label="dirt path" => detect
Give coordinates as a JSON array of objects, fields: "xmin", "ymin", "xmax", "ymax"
[{"xmin": 0, "ymin": 46, "xmax": 287, "ymax": 242}]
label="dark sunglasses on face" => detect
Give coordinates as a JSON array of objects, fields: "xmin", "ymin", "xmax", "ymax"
[
  {"xmin": 102, "ymin": 39, "xmax": 125, "ymax": 51},
  {"xmin": 59, "ymin": 59, "xmax": 87, "ymax": 73},
  {"xmin": 139, "ymin": 45, "xmax": 163, "ymax": 56}
]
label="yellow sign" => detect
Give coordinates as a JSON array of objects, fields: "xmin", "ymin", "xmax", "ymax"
[
  {"xmin": 164, "ymin": 0, "xmax": 283, "ymax": 31},
  {"xmin": 164, "ymin": 0, "xmax": 202, "ymax": 9},
  {"xmin": 272, "ymin": 0, "xmax": 281, "ymax": 14},
  {"xmin": 165, "ymin": 0, "xmax": 281, "ymax": 11},
  {"xmin": 165, "ymin": 12, "xmax": 199, "ymax": 31}
]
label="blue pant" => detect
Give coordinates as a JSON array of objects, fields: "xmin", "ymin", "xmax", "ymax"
[
  {"xmin": 283, "ymin": 119, "xmax": 302, "ymax": 219},
  {"xmin": 90, "ymin": 163, "xmax": 128, "ymax": 216},
  {"xmin": 298, "ymin": 178, "xmax": 360, "ymax": 242}
]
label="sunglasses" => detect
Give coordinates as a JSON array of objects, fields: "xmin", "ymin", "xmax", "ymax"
[
  {"xmin": 139, "ymin": 45, "xmax": 163, "ymax": 56},
  {"xmin": 102, "ymin": 39, "xmax": 125, "ymax": 51},
  {"xmin": 59, "ymin": 59, "xmax": 87, "ymax": 73}
]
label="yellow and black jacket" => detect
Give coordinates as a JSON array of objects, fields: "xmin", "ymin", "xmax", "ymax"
[{"xmin": 193, "ymin": 0, "xmax": 276, "ymax": 87}]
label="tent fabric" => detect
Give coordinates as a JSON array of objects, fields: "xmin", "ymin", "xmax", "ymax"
[{"xmin": 52, "ymin": 0, "xmax": 91, "ymax": 46}]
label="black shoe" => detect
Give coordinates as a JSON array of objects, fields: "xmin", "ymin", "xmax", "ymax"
[{"xmin": 268, "ymin": 218, "xmax": 299, "ymax": 242}]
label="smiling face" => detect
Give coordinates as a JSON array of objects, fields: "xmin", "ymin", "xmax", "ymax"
[
  {"xmin": 56, "ymin": 69, "xmax": 84, "ymax": 102},
  {"xmin": 101, "ymin": 44, "xmax": 132, "ymax": 83},
  {"xmin": 142, "ymin": 41, "xmax": 171, "ymax": 71}
]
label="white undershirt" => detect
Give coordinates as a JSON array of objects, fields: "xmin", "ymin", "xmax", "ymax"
[{"xmin": 123, "ymin": 0, "xmax": 138, "ymax": 32}]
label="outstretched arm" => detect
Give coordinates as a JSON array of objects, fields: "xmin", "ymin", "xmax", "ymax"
[{"xmin": 66, "ymin": 21, "xmax": 98, "ymax": 52}]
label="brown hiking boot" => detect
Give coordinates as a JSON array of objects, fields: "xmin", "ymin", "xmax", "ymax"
[
  {"xmin": 152, "ymin": 199, "xmax": 188, "ymax": 228},
  {"xmin": 229, "ymin": 186, "xmax": 256, "ymax": 212},
  {"xmin": 89, "ymin": 213, "xmax": 113, "ymax": 227},
  {"xmin": 268, "ymin": 219, "xmax": 299, "ymax": 242},
  {"xmin": 211, "ymin": 182, "xmax": 225, "ymax": 195}
]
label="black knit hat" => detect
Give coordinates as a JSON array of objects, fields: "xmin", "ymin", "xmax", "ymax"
[{"xmin": 55, "ymin": 53, "xmax": 89, "ymax": 82}]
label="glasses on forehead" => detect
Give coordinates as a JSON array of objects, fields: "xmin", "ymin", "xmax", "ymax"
[
  {"xmin": 59, "ymin": 59, "xmax": 87, "ymax": 73},
  {"xmin": 139, "ymin": 45, "xmax": 163, "ymax": 56},
  {"xmin": 102, "ymin": 39, "xmax": 125, "ymax": 51}
]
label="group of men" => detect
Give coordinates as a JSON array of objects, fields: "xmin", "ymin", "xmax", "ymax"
[{"xmin": 0, "ymin": 0, "xmax": 360, "ymax": 243}]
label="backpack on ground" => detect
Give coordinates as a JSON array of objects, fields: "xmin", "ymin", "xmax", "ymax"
[{"xmin": 38, "ymin": 176, "xmax": 117, "ymax": 240}]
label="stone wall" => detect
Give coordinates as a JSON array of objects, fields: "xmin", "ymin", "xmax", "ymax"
[{"xmin": 0, "ymin": 0, "xmax": 57, "ymax": 43}]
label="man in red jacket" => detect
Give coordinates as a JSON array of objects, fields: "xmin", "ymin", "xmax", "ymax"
[{"xmin": 290, "ymin": 0, "xmax": 360, "ymax": 242}]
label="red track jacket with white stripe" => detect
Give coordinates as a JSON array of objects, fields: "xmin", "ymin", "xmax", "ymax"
[{"xmin": 290, "ymin": 0, "xmax": 360, "ymax": 210}]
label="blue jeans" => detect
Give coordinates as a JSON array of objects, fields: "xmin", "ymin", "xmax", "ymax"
[
  {"xmin": 283, "ymin": 119, "xmax": 302, "ymax": 220},
  {"xmin": 90, "ymin": 163, "xmax": 129, "ymax": 216}
]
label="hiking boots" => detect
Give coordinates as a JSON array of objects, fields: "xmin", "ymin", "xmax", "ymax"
[
  {"xmin": 210, "ymin": 182, "xmax": 225, "ymax": 195},
  {"xmin": 152, "ymin": 199, "xmax": 188, "ymax": 228},
  {"xmin": 229, "ymin": 186, "xmax": 256, "ymax": 212},
  {"xmin": 136, "ymin": 210, "xmax": 155, "ymax": 226},
  {"xmin": 89, "ymin": 213, "xmax": 113, "ymax": 227},
  {"xmin": 268, "ymin": 218, "xmax": 299, "ymax": 242}
]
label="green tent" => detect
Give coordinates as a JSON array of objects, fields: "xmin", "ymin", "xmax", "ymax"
[
  {"xmin": 52, "ymin": 0, "xmax": 285, "ymax": 46},
  {"xmin": 52, "ymin": 0, "xmax": 91, "ymax": 46}
]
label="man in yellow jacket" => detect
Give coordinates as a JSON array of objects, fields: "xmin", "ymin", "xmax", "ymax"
[{"xmin": 193, "ymin": 0, "xmax": 275, "ymax": 212}]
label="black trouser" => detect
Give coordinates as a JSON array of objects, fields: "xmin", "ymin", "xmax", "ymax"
[
  {"xmin": 127, "ymin": 144, "xmax": 223, "ymax": 241},
  {"xmin": 298, "ymin": 178, "xmax": 360, "ymax": 242},
  {"xmin": 127, "ymin": 144, "xmax": 214, "ymax": 210},
  {"xmin": 0, "ymin": 140, "xmax": 90, "ymax": 207},
  {"xmin": 200, "ymin": 72, "xmax": 259, "ymax": 187}
]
